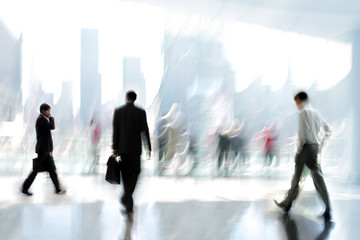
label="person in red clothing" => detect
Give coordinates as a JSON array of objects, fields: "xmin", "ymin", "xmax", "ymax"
[{"xmin": 256, "ymin": 123, "xmax": 279, "ymax": 166}]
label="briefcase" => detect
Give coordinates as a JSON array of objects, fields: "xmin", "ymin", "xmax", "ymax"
[
  {"xmin": 32, "ymin": 157, "xmax": 47, "ymax": 172},
  {"xmin": 105, "ymin": 155, "xmax": 121, "ymax": 184}
]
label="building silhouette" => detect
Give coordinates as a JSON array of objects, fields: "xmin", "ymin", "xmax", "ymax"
[
  {"xmin": 54, "ymin": 81, "xmax": 74, "ymax": 134},
  {"xmin": 80, "ymin": 29, "xmax": 101, "ymax": 126},
  {"xmin": 123, "ymin": 57, "xmax": 146, "ymax": 107},
  {"xmin": 0, "ymin": 19, "xmax": 22, "ymax": 121}
]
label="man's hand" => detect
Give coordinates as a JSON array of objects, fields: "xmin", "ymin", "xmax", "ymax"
[
  {"xmin": 317, "ymin": 147, "xmax": 322, "ymax": 165},
  {"xmin": 318, "ymin": 144, "xmax": 323, "ymax": 154}
]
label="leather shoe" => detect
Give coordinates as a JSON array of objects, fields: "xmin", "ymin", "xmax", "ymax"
[
  {"xmin": 21, "ymin": 189, "xmax": 33, "ymax": 196},
  {"xmin": 55, "ymin": 189, "xmax": 66, "ymax": 194},
  {"xmin": 274, "ymin": 200, "xmax": 291, "ymax": 212}
]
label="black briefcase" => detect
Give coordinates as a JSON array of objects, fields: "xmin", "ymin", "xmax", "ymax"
[
  {"xmin": 105, "ymin": 155, "xmax": 121, "ymax": 184},
  {"xmin": 32, "ymin": 157, "xmax": 47, "ymax": 172}
]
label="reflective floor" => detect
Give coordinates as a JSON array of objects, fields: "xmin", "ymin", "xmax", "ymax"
[{"xmin": 0, "ymin": 170, "xmax": 359, "ymax": 240}]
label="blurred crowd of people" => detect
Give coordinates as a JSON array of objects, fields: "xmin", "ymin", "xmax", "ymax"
[{"xmin": 151, "ymin": 102, "xmax": 299, "ymax": 178}]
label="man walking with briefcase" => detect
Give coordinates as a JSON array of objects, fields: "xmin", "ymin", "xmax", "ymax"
[
  {"xmin": 21, "ymin": 103, "xmax": 65, "ymax": 196},
  {"xmin": 112, "ymin": 91, "xmax": 151, "ymax": 219}
]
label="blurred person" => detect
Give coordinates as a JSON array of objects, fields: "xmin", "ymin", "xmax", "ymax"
[
  {"xmin": 274, "ymin": 91, "xmax": 332, "ymax": 221},
  {"xmin": 112, "ymin": 91, "xmax": 151, "ymax": 219},
  {"xmin": 164, "ymin": 104, "xmax": 185, "ymax": 160},
  {"xmin": 217, "ymin": 131, "xmax": 231, "ymax": 175},
  {"xmin": 89, "ymin": 115, "xmax": 101, "ymax": 173},
  {"xmin": 256, "ymin": 123, "xmax": 279, "ymax": 166},
  {"xmin": 229, "ymin": 119, "xmax": 247, "ymax": 169},
  {"xmin": 21, "ymin": 103, "xmax": 65, "ymax": 196},
  {"xmin": 155, "ymin": 103, "xmax": 184, "ymax": 175},
  {"xmin": 186, "ymin": 122, "xmax": 199, "ymax": 176},
  {"xmin": 155, "ymin": 115, "xmax": 168, "ymax": 175},
  {"xmin": 229, "ymin": 134, "xmax": 246, "ymax": 170},
  {"xmin": 217, "ymin": 119, "xmax": 244, "ymax": 176}
]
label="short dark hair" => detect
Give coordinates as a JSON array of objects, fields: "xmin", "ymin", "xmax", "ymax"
[
  {"xmin": 39, "ymin": 103, "xmax": 51, "ymax": 113},
  {"xmin": 126, "ymin": 91, "xmax": 137, "ymax": 102},
  {"xmin": 294, "ymin": 91, "xmax": 308, "ymax": 102}
]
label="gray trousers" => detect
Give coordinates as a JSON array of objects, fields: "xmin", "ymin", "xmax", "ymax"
[{"xmin": 283, "ymin": 144, "xmax": 331, "ymax": 213}]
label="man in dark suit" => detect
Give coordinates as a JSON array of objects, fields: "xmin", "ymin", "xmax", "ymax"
[
  {"xmin": 112, "ymin": 91, "xmax": 151, "ymax": 218},
  {"xmin": 21, "ymin": 103, "xmax": 65, "ymax": 195}
]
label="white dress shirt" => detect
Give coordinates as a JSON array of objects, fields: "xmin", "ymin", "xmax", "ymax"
[{"xmin": 297, "ymin": 102, "xmax": 331, "ymax": 154}]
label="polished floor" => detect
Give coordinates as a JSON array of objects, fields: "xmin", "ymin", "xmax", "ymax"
[{"xmin": 0, "ymin": 168, "xmax": 359, "ymax": 240}]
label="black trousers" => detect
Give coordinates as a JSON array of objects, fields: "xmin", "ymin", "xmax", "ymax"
[
  {"xmin": 22, "ymin": 152, "xmax": 60, "ymax": 191},
  {"xmin": 218, "ymin": 135, "xmax": 230, "ymax": 169},
  {"xmin": 283, "ymin": 144, "xmax": 331, "ymax": 213},
  {"xmin": 119, "ymin": 154, "xmax": 140, "ymax": 213}
]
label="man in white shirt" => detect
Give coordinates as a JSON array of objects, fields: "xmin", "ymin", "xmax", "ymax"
[{"xmin": 274, "ymin": 91, "xmax": 332, "ymax": 221}]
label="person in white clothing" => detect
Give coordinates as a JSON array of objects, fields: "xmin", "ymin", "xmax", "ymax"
[{"xmin": 274, "ymin": 91, "xmax": 332, "ymax": 221}]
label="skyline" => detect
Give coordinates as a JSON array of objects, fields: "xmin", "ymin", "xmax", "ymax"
[
  {"xmin": 0, "ymin": 0, "xmax": 351, "ymax": 116},
  {"xmin": 0, "ymin": 0, "xmax": 163, "ymax": 115}
]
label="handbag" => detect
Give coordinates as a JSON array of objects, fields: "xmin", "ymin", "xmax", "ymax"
[
  {"xmin": 32, "ymin": 157, "xmax": 47, "ymax": 172},
  {"xmin": 105, "ymin": 155, "xmax": 121, "ymax": 184}
]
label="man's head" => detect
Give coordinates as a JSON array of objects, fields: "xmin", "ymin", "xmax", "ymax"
[
  {"xmin": 126, "ymin": 90, "xmax": 137, "ymax": 103},
  {"xmin": 294, "ymin": 91, "xmax": 308, "ymax": 110},
  {"xmin": 39, "ymin": 103, "xmax": 51, "ymax": 117}
]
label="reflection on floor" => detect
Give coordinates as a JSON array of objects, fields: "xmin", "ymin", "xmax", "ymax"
[{"xmin": 0, "ymin": 173, "xmax": 359, "ymax": 240}]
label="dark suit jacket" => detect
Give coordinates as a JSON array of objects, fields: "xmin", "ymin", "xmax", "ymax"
[
  {"xmin": 35, "ymin": 114, "xmax": 55, "ymax": 153},
  {"xmin": 112, "ymin": 102, "xmax": 151, "ymax": 155}
]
